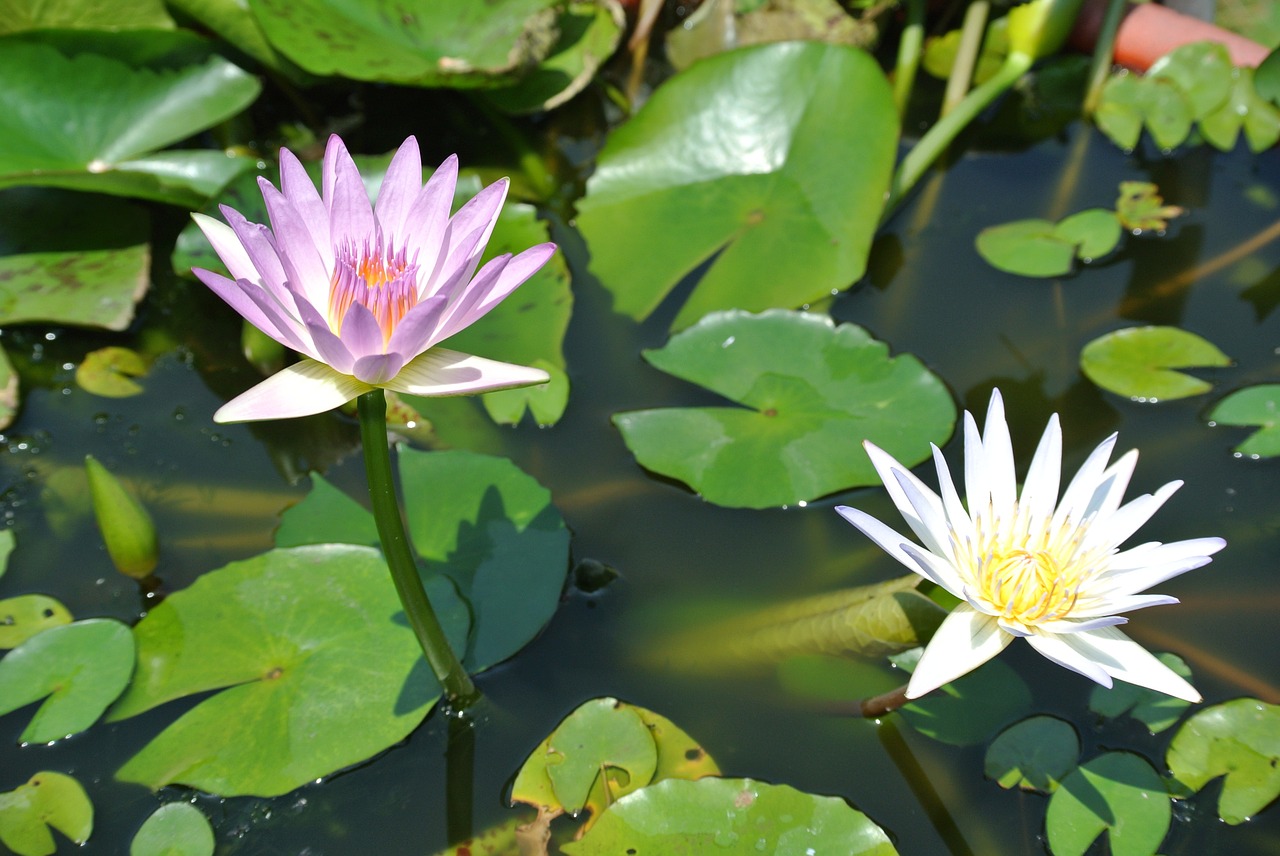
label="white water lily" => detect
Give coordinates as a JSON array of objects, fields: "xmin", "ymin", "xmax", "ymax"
[{"xmin": 836, "ymin": 389, "xmax": 1224, "ymax": 702}]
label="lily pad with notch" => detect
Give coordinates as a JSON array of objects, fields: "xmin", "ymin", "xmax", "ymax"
[
  {"xmin": 1045, "ymin": 751, "xmax": 1170, "ymax": 856},
  {"xmin": 613, "ymin": 309, "xmax": 955, "ymax": 509},
  {"xmin": 1206, "ymin": 384, "xmax": 1280, "ymax": 458},
  {"xmin": 984, "ymin": 715, "xmax": 1080, "ymax": 793},
  {"xmin": 1166, "ymin": 698, "xmax": 1280, "ymax": 824},
  {"xmin": 129, "ymin": 803, "xmax": 214, "ymax": 856},
  {"xmin": 975, "ymin": 209, "xmax": 1120, "ymax": 278},
  {"xmin": 1080, "ymin": 326, "xmax": 1230, "ymax": 401},
  {"xmin": 0, "ymin": 772, "xmax": 92, "ymax": 856}
]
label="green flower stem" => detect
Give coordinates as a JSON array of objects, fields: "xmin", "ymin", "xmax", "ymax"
[
  {"xmin": 357, "ymin": 389, "xmax": 478, "ymax": 708},
  {"xmin": 882, "ymin": 51, "xmax": 1032, "ymax": 224},
  {"xmin": 1082, "ymin": 0, "xmax": 1127, "ymax": 117},
  {"xmin": 892, "ymin": 0, "xmax": 926, "ymax": 115},
  {"xmin": 941, "ymin": 0, "xmax": 991, "ymax": 116}
]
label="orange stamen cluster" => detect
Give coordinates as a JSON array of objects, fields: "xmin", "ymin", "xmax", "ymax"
[{"xmin": 328, "ymin": 235, "xmax": 419, "ymax": 344}]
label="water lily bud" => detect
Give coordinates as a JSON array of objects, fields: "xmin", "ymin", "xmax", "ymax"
[
  {"xmin": 1007, "ymin": 0, "xmax": 1085, "ymax": 62},
  {"xmin": 84, "ymin": 455, "xmax": 158, "ymax": 579}
]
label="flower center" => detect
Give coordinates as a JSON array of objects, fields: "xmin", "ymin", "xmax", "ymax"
[
  {"xmin": 328, "ymin": 235, "xmax": 419, "ymax": 344},
  {"xmin": 977, "ymin": 548, "xmax": 1082, "ymax": 625}
]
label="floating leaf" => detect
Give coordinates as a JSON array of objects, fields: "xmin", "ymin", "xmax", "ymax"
[
  {"xmin": 900, "ymin": 657, "xmax": 1033, "ymax": 746},
  {"xmin": 1166, "ymin": 698, "xmax": 1280, "ymax": 824},
  {"xmin": 0, "ymin": 595, "xmax": 72, "ymax": 650},
  {"xmin": 562, "ymin": 777, "xmax": 898, "ymax": 855},
  {"xmin": 76, "ymin": 348, "xmax": 148, "ymax": 398},
  {"xmin": 1045, "ymin": 752, "xmax": 1170, "ymax": 856},
  {"xmin": 111, "ymin": 545, "xmax": 447, "ymax": 797},
  {"xmin": 1080, "ymin": 326, "xmax": 1229, "ymax": 401},
  {"xmin": 1114, "ymin": 182, "xmax": 1183, "ymax": 233},
  {"xmin": 0, "ymin": 31, "xmax": 260, "ymax": 206},
  {"xmin": 577, "ymin": 41, "xmax": 897, "ymax": 331},
  {"xmin": 1207, "ymin": 384, "xmax": 1280, "ymax": 458},
  {"xmin": 922, "ymin": 17, "xmax": 1009, "ymax": 84},
  {"xmin": 246, "ymin": 0, "xmax": 559, "ymax": 86},
  {"xmin": 1201, "ymin": 67, "xmax": 1280, "ymax": 153},
  {"xmin": 0, "ymin": 347, "xmax": 15, "ymax": 430},
  {"xmin": 984, "ymin": 716, "xmax": 1080, "ymax": 793},
  {"xmin": 277, "ymin": 448, "xmax": 568, "ymax": 673},
  {"xmin": 0, "ymin": 772, "xmax": 93, "ymax": 856},
  {"xmin": 1095, "ymin": 73, "xmax": 1192, "ymax": 150},
  {"xmin": 1088, "ymin": 652, "xmax": 1192, "ymax": 733},
  {"xmin": 613, "ymin": 310, "xmax": 955, "ymax": 508},
  {"xmin": 0, "ymin": 529, "xmax": 13, "ymax": 580},
  {"xmin": 1148, "ymin": 42, "xmax": 1233, "ymax": 118},
  {"xmin": 0, "ymin": 0, "xmax": 174, "ymax": 33},
  {"xmin": 166, "ymin": 0, "xmax": 309, "ymax": 81},
  {"xmin": 1053, "ymin": 208, "xmax": 1122, "ymax": 261},
  {"xmin": 0, "ymin": 619, "xmax": 134, "ymax": 743},
  {"xmin": 975, "ymin": 209, "xmax": 1120, "ymax": 277},
  {"xmin": 129, "ymin": 803, "xmax": 214, "ymax": 856}
]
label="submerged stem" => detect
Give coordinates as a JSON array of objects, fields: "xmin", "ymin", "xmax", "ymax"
[{"xmin": 357, "ymin": 389, "xmax": 479, "ymax": 708}]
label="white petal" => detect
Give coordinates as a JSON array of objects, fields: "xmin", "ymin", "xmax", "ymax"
[
  {"xmin": 213, "ymin": 360, "xmax": 371, "ymax": 423},
  {"xmin": 1051, "ymin": 433, "xmax": 1117, "ymax": 532},
  {"xmin": 1084, "ymin": 449, "xmax": 1139, "ymax": 521},
  {"xmin": 834, "ymin": 506, "xmax": 936, "ymax": 580},
  {"xmin": 906, "ymin": 606, "xmax": 1011, "ymax": 698},
  {"xmin": 891, "ymin": 469, "xmax": 955, "ymax": 558},
  {"xmin": 900, "ymin": 542, "xmax": 969, "ymax": 595},
  {"xmin": 962, "ymin": 408, "xmax": 990, "ymax": 518},
  {"xmin": 932, "ymin": 444, "xmax": 974, "ymax": 551},
  {"xmin": 1020, "ymin": 412, "xmax": 1061, "ymax": 525},
  {"xmin": 1044, "ymin": 626, "xmax": 1201, "ymax": 702},
  {"xmin": 1068, "ymin": 593, "xmax": 1178, "ymax": 618},
  {"xmin": 1024, "ymin": 632, "xmax": 1113, "ymax": 688},
  {"xmin": 863, "ymin": 442, "xmax": 947, "ymax": 555},
  {"xmin": 1085, "ymin": 480, "xmax": 1181, "ymax": 553},
  {"xmin": 192, "ymin": 213, "xmax": 255, "ymax": 282},
  {"xmin": 383, "ymin": 348, "xmax": 549, "ymax": 397},
  {"xmin": 981, "ymin": 389, "xmax": 1018, "ymax": 512}
]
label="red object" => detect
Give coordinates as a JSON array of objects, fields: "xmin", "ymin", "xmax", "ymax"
[{"xmin": 1070, "ymin": 0, "xmax": 1270, "ymax": 71}]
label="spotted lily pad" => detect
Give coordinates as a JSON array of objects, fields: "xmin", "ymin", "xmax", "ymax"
[
  {"xmin": 0, "ymin": 595, "xmax": 73, "ymax": 650},
  {"xmin": 1166, "ymin": 698, "xmax": 1280, "ymax": 824},
  {"xmin": 984, "ymin": 716, "xmax": 1080, "ymax": 793},
  {"xmin": 576, "ymin": 41, "xmax": 897, "ymax": 331},
  {"xmin": 1207, "ymin": 384, "xmax": 1280, "ymax": 458},
  {"xmin": 0, "ymin": 772, "xmax": 93, "ymax": 856},
  {"xmin": 129, "ymin": 803, "xmax": 214, "ymax": 856},
  {"xmin": 1088, "ymin": 652, "xmax": 1192, "ymax": 733},
  {"xmin": 613, "ymin": 309, "xmax": 955, "ymax": 509},
  {"xmin": 1045, "ymin": 752, "xmax": 1170, "ymax": 856},
  {"xmin": 1080, "ymin": 326, "xmax": 1230, "ymax": 401},
  {"xmin": 562, "ymin": 777, "xmax": 898, "ymax": 855},
  {"xmin": 111, "ymin": 545, "xmax": 450, "ymax": 797},
  {"xmin": 276, "ymin": 448, "xmax": 569, "ymax": 673}
]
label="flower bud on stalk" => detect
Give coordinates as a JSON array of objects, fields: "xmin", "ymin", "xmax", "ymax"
[{"xmin": 85, "ymin": 455, "xmax": 158, "ymax": 580}]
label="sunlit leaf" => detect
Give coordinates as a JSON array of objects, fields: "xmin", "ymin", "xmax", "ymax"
[
  {"xmin": 1148, "ymin": 41, "xmax": 1233, "ymax": 118},
  {"xmin": 0, "ymin": 619, "xmax": 133, "ymax": 744},
  {"xmin": 1088, "ymin": 652, "xmax": 1192, "ymax": 733},
  {"xmin": 246, "ymin": 0, "xmax": 559, "ymax": 86},
  {"xmin": 0, "ymin": 0, "xmax": 173, "ymax": 32},
  {"xmin": 900, "ymin": 657, "xmax": 1033, "ymax": 746},
  {"xmin": 614, "ymin": 310, "xmax": 955, "ymax": 508},
  {"xmin": 0, "ymin": 530, "xmax": 13, "ymax": 580},
  {"xmin": 984, "ymin": 716, "xmax": 1080, "ymax": 793},
  {"xmin": 1207, "ymin": 384, "xmax": 1280, "ymax": 458},
  {"xmin": 84, "ymin": 454, "xmax": 159, "ymax": 579},
  {"xmin": 562, "ymin": 777, "xmax": 899, "ymax": 855},
  {"xmin": 577, "ymin": 41, "xmax": 897, "ymax": 331},
  {"xmin": 111, "ymin": 545, "xmax": 446, "ymax": 797},
  {"xmin": 1166, "ymin": 698, "xmax": 1280, "ymax": 824},
  {"xmin": 1045, "ymin": 752, "xmax": 1170, "ymax": 856},
  {"xmin": 1053, "ymin": 208, "xmax": 1122, "ymax": 261},
  {"xmin": 0, "ymin": 595, "xmax": 72, "ymax": 650},
  {"xmin": 167, "ymin": 0, "xmax": 309, "ymax": 80},
  {"xmin": 129, "ymin": 803, "xmax": 214, "ymax": 856},
  {"xmin": 976, "ymin": 219, "xmax": 1076, "ymax": 277},
  {"xmin": 76, "ymin": 347, "xmax": 148, "ymax": 398},
  {"xmin": 0, "ymin": 772, "xmax": 93, "ymax": 856},
  {"xmin": 922, "ymin": 17, "xmax": 1009, "ymax": 84},
  {"xmin": 1200, "ymin": 67, "xmax": 1280, "ymax": 152},
  {"xmin": 1095, "ymin": 73, "xmax": 1192, "ymax": 150},
  {"xmin": 1080, "ymin": 326, "xmax": 1229, "ymax": 401},
  {"xmin": 1257, "ymin": 46, "xmax": 1280, "ymax": 105},
  {"xmin": 1114, "ymin": 181, "xmax": 1183, "ymax": 232}
]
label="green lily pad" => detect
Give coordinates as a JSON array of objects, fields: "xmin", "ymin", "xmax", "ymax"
[
  {"xmin": 1054, "ymin": 208, "xmax": 1122, "ymax": 261},
  {"xmin": 0, "ymin": 0, "xmax": 173, "ymax": 33},
  {"xmin": 111, "ymin": 544, "xmax": 447, "ymax": 797},
  {"xmin": 1114, "ymin": 182, "xmax": 1183, "ymax": 233},
  {"xmin": 166, "ymin": 0, "xmax": 310, "ymax": 81},
  {"xmin": 1045, "ymin": 752, "xmax": 1170, "ymax": 856},
  {"xmin": 1080, "ymin": 326, "xmax": 1230, "ymax": 401},
  {"xmin": 984, "ymin": 716, "xmax": 1080, "ymax": 793},
  {"xmin": 246, "ymin": 0, "xmax": 558, "ymax": 86},
  {"xmin": 1096, "ymin": 72, "xmax": 1193, "ymax": 151},
  {"xmin": 0, "ymin": 529, "xmax": 13, "ymax": 580},
  {"xmin": 899, "ymin": 657, "xmax": 1033, "ymax": 747},
  {"xmin": 576, "ymin": 41, "xmax": 897, "ymax": 331},
  {"xmin": 76, "ymin": 347, "xmax": 148, "ymax": 398},
  {"xmin": 1166, "ymin": 698, "xmax": 1280, "ymax": 824},
  {"xmin": 483, "ymin": 0, "xmax": 623, "ymax": 114},
  {"xmin": 1201, "ymin": 67, "xmax": 1280, "ymax": 153},
  {"xmin": 975, "ymin": 209, "xmax": 1120, "ymax": 277},
  {"xmin": 0, "ymin": 619, "xmax": 134, "ymax": 744},
  {"xmin": 276, "ymin": 448, "xmax": 569, "ymax": 673},
  {"xmin": 130, "ymin": 803, "xmax": 214, "ymax": 856},
  {"xmin": 0, "ymin": 31, "xmax": 260, "ymax": 206},
  {"xmin": 562, "ymin": 777, "xmax": 898, "ymax": 855},
  {"xmin": 1207, "ymin": 384, "xmax": 1280, "ymax": 458},
  {"xmin": 0, "ymin": 772, "xmax": 93, "ymax": 856},
  {"xmin": 1148, "ymin": 41, "xmax": 1233, "ymax": 118},
  {"xmin": 1257, "ymin": 46, "xmax": 1280, "ymax": 106},
  {"xmin": 0, "ymin": 347, "xmax": 15, "ymax": 430},
  {"xmin": 1088, "ymin": 652, "xmax": 1192, "ymax": 733},
  {"xmin": 0, "ymin": 596, "xmax": 73, "ymax": 650},
  {"xmin": 613, "ymin": 309, "xmax": 955, "ymax": 509}
]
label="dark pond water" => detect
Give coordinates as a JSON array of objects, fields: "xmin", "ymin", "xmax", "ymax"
[{"xmin": 2, "ymin": 121, "xmax": 1279, "ymax": 855}]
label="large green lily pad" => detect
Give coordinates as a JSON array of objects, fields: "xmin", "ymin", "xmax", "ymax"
[
  {"xmin": 0, "ymin": 0, "xmax": 173, "ymax": 33},
  {"xmin": 1045, "ymin": 752, "xmax": 1170, "ymax": 856},
  {"xmin": 0, "ymin": 619, "xmax": 134, "ymax": 744},
  {"xmin": 576, "ymin": 41, "xmax": 897, "ymax": 331},
  {"xmin": 1080, "ymin": 326, "xmax": 1230, "ymax": 401},
  {"xmin": 0, "ymin": 31, "xmax": 260, "ymax": 206},
  {"xmin": 276, "ymin": 448, "xmax": 569, "ymax": 673},
  {"xmin": 562, "ymin": 777, "xmax": 898, "ymax": 855},
  {"xmin": 613, "ymin": 310, "xmax": 955, "ymax": 509},
  {"xmin": 1166, "ymin": 698, "xmax": 1280, "ymax": 824},
  {"xmin": 246, "ymin": 0, "xmax": 559, "ymax": 86},
  {"xmin": 1207, "ymin": 384, "xmax": 1280, "ymax": 459},
  {"xmin": 0, "ymin": 772, "xmax": 93, "ymax": 856},
  {"xmin": 111, "ymin": 545, "xmax": 448, "ymax": 797}
]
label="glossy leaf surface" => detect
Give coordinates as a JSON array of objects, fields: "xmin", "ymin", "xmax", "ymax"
[
  {"xmin": 1167, "ymin": 698, "xmax": 1280, "ymax": 824},
  {"xmin": 1207, "ymin": 384, "xmax": 1280, "ymax": 458},
  {"xmin": 0, "ymin": 772, "xmax": 92, "ymax": 856},
  {"xmin": 1080, "ymin": 326, "xmax": 1229, "ymax": 401}
]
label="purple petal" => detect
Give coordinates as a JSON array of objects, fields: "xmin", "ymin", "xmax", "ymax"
[
  {"xmin": 384, "ymin": 348, "xmax": 549, "ymax": 397},
  {"xmin": 191, "ymin": 213, "xmax": 255, "ymax": 282},
  {"xmin": 435, "ymin": 254, "xmax": 510, "ymax": 341},
  {"xmin": 374, "ymin": 137, "xmax": 422, "ymax": 240},
  {"xmin": 213, "ymin": 359, "xmax": 371, "ymax": 423},
  {"xmin": 384, "ymin": 294, "xmax": 448, "ymax": 358},
  {"xmin": 221, "ymin": 206, "xmax": 292, "ymax": 309},
  {"xmin": 321, "ymin": 135, "xmax": 348, "ymax": 210},
  {"xmin": 194, "ymin": 269, "xmax": 307, "ymax": 355},
  {"xmin": 279, "ymin": 147, "xmax": 332, "ymax": 267},
  {"xmin": 329, "ymin": 147, "xmax": 376, "ymax": 248},
  {"xmin": 352, "ymin": 353, "xmax": 406, "ymax": 384},
  {"xmin": 403, "ymin": 155, "xmax": 459, "ymax": 284},
  {"xmin": 338, "ymin": 301, "xmax": 385, "ymax": 359},
  {"xmin": 434, "ymin": 178, "xmax": 508, "ymax": 293},
  {"xmin": 260, "ymin": 180, "xmax": 332, "ymax": 312},
  {"xmin": 454, "ymin": 241, "xmax": 557, "ymax": 331}
]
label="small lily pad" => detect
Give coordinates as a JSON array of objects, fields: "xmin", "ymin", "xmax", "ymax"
[
  {"xmin": 985, "ymin": 716, "xmax": 1079, "ymax": 793},
  {"xmin": 1166, "ymin": 698, "xmax": 1280, "ymax": 824},
  {"xmin": 1080, "ymin": 326, "xmax": 1230, "ymax": 401},
  {"xmin": 900, "ymin": 657, "xmax": 1033, "ymax": 747},
  {"xmin": 1207, "ymin": 384, "xmax": 1280, "ymax": 458},
  {"xmin": 613, "ymin": 309, "xmax": 955, "ymax": 509},
  {"xmin": 976, "ymin": 209, "xmax": 1120, "ymax": 277},
  {"xmin": 130, "ymin": 803, "xmax": 214, "ymax": 856},
  {"xmin": 1053, "ymin": 208, "xmax": 1122, "ymax": 261},
  {"xmin": 0, "ymin": 618, "xmax": 134, "ymax": 743},
  {"xmin": 1088, "ymin": 652, "xmax": 1192, "ymax": 733},
  {"xmin": 1114, "ymin": 182, "xmax": 1183, "ymax": 233},
  {"xmin": 1148, "ymin": 41, "xmax": 1233, "ymax": 118},
  {"xmin": 1045, "ymin": 752, "xmax": 1170, "ymax": 856},
  {"xmin": 562, "ymin": 777, "xmax": 899, "ymax": 855},
  {"xmin": 0, "ymin": 595, "xmax": 72, "ymax": 650},
  {"xmin": 0, "ymin": 771, "xmax": 93, "ymax": 856},
  {"xmin": 1096, "ymin": 73, "xmax": 1193, "ymax": 150},
  {"xmin": 76, "ymin": 347, "xmax": 148, "ymax": 398}
]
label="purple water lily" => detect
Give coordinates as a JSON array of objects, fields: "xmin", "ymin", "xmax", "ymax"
[{"xmin": 193, "ymin": 135, "xmax": 555, "ymax": 423}]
